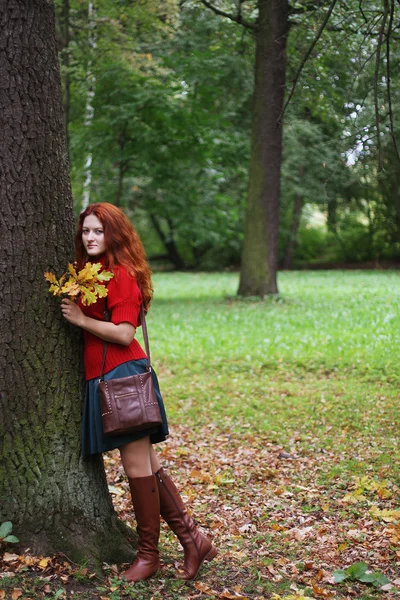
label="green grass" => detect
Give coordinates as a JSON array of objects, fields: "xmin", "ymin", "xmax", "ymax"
[{"xmin": 142, "ymin": 270, "xmax": 400, "ymax": 483}]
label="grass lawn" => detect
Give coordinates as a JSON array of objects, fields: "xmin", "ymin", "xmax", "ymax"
[
  {"xmin": 1, "ymin": 270, "xmax": 399, "ymax": 600},
  {"xmin": 147, "ymin": 270, "xmax": 400, "ymax": 483}
]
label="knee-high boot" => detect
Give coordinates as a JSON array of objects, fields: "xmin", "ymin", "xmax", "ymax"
[
  {"xmin": 155, "ymin": 467, "xmax": 217, "ymax": 581},
  {"xmin": 121, "ymin": 475, "xmax": 161, "ymax": 583}
]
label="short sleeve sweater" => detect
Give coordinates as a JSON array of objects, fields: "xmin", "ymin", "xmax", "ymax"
[{"xmin": 79, "ymin": 262, "xmax": 147, "ymax": 380}]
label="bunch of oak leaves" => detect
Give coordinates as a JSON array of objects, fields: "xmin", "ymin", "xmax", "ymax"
[{"xmin": 44, "ymin": 262, "xmax": 114, "ymax": 305}]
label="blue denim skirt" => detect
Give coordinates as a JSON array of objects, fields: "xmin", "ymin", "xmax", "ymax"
[{"xmin": 82, "ymin": 359, "xmax": 169, "ymax": 457}]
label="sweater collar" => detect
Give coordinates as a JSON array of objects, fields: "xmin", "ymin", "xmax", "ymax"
[{"xmin": 92, "ymin": 253, "xmax": 109, "ymax": 269}]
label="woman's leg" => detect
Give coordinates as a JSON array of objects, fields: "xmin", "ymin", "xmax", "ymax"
[
  {"xmin": 119, "ymin": 436, "xmax": 153, "ymax": 478},
  {"xmin": 149, "ymin": 444, "xmax": 161, "ymax": 473},
  {"xmin": 119, "ymin": 437, "xmax": 160, "ymax": 583},
  {"xmin": 151, "ymin": 449, "xmax": 217, "ymax": 581}
]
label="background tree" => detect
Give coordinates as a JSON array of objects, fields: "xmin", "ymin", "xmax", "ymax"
[
  {"xmin": 60, "ymin": 0, "xmax": 399, "ymax": 274},
  {"xmin": 0, "ymin": 0, "xmax": 135, "ymax": 562},
  {"xmin": 196, "ymin": 0, "xmax": 289, "ymax": 295}
]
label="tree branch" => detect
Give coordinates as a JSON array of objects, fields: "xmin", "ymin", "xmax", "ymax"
[
  {"xmin": 199, "ymin": 0, "xmax": 258, "ymax": 30},
  {"xmin": 374, "ymin": 0, "xmax": 389, "ymax": 171},
  {"xmin": 386, "ymin": 0, "xmax": 400, "ymax": 163},
  {"xmin": 279, "ymin": 0, "xmax": 338, "ymax": 123},
  {"xmin": 359, "ymin": 0, "xmax": 368, "ymax": 22},
  {"xmin": 289, "ymin": 0, "xmax": 325, "ymax": 16}
]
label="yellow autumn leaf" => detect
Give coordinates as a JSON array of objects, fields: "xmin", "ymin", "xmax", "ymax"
[
  {"xmin": 44, "ymin": 271, "xmax": 57, "ymax": 284},
  {"xmin": 77, "ymin": 262, "xmax": 97, "ymax": 283},
  {"xmin": 354, "ymin": 475, "xmax": 372, "ymax": 490},
  {"xmin": 45, "ymin": 261, "xmax": 114, "ymax": 305},
  {"xmin": 194, "ymin": 581, "xmax": 217, "ymax": 595},
  {"xmin": 369, "ymin": 479, "xmax": 386, "ymax": 490},
  {"xmin": 369, "ymin": 480, "xmax": 392, "ymax": 498},
  {"xmin": 39, "ymin": 557, "xmax": 50, "ymax": 568},
  {"xmin": 96, "ymin": 269, "xmax": 114, "ymax": 282},
  {"xmin": 388, "ymin": 523, "xmax": 400, "ymax": 543},
  {"xmin": 341, "ymin": 491, "xmax": 367, "ymax": 503},
  {"xmin": 370, "ymin": 507, "xmax": 400, "ymax": 522},
  {"xmin": 92, "ymin": 282, "xmax": 108, "ymax": 297},
  {"xmin": 80, "ymin": 287, "xmax": 97, "ymax": 306},
  {"xmin": 48, "ymin": 283, "xmax": 62, "ymax": 296},
  {"xmin": 377, "ymin": 487, "xmax": 392, "ymax": 499},
  {"xmin": 61, "ymin": 281, "xmax": 80, "ymax": 296},
  {"xmin": 67, "ymin": 263, "xmax": 78, "ymax": 278}
]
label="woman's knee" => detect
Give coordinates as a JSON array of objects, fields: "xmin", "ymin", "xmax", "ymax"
[{"xmin": 119, "ymin": 437, "xmax": 152, "ymax": 478}]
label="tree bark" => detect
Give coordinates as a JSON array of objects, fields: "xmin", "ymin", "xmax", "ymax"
[
  {"xmin": 0, "ymin": 0, "xmax": 135, "ymax": 564},
  {"xmin": 61, "ymin": 0, "xmax": 70, "ymax": 154},
  {"xmin": 238, "ymin": 0, "xmax": 289, "ymax": 296}
]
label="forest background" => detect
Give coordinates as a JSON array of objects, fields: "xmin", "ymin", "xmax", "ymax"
[{"xmin": 58, "ymin": 0, "xmax": 400, "ymax": 274}]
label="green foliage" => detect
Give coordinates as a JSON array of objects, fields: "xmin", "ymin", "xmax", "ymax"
[
  {"xmin": 0, "ymin": 521, "xmax": 19, "ymax": 544},
  {"xmin": 333, "ymin": 562, "xmax": 391, "ymax": 588},
  {"xmin": 59, "ymin": 0, "xmax": 400, "ymax": 269},
  {"xmin": 63, "ymin": 1, "xmax": 253, "ymax": 268},
  {"xmin": 289, "ymin": 223, "xmax": 327, "ymax": 264}
]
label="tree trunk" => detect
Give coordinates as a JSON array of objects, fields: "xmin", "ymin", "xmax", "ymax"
[
  {"xmin": 0, "ymin": 0, "xmax": 135, "ymax": 565},
  {"xmin": 114, "ymin": 129, "xmax": 127, "ymax": 208},
  {"xmin": 61, "ymin": 0, "xmax": 71, "ymax": 154},
  {"xmin": 327, "ymin": 197, "xmax": 337, "ymax": 233},
  {"xmin": 238, "ymin": 0, "xmax": 289, "ymax": 296},
  {"xmin": 149, "ymin": 214, "xmax": 186, "ymax": 269},
  {"xmin": 391, "ymin": 175, "xmax": 400, "ymax": 236}
]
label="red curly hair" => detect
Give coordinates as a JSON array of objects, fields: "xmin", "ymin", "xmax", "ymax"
[{"xmin": 75, "ymin": 203, "xmax": 153, "ymax": 311}]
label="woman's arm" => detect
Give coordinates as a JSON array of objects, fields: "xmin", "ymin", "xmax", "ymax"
[{"xmin": 61, "ymin": 298, "xmax": 136, "ymax": 346}]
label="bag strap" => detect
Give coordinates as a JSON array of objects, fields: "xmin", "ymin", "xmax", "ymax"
[{"xmin": 100, "ymin": 298, "xmax": 151, "ymax": 380}]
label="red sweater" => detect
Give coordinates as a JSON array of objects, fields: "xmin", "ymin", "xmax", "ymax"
[{"xmin": 79, "ymin": 262, "xmax": 147, "ymax": 380}]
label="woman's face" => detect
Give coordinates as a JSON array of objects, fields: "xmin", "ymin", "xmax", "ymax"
[{"xmin": 82, "ymin": 214, "xmax": 106, "ymax": 257}]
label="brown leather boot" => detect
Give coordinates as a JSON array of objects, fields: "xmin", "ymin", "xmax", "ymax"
[
  {"xmin": 121, "ymin": 475, "xmax": 160, "ymax": 583},
  {"xmin": 155, "ymin": 467, "xmax": 217, "ymax": 581}
]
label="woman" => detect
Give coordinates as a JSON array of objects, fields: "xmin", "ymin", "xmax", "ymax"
[{"xmin": 61, "ymin": 203, "xmax": 217, "ymax": 583}]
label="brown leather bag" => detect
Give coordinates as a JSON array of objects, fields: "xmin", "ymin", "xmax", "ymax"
[{"xmin": 99, "ymin": 301, "xmax": 162, "ymax": 436}]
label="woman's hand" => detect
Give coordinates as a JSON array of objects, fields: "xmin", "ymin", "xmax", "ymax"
[
  {"xmin": 61, "ymin": 298, "xmax": 136, "ymax": 345},
  {"xmin": 61, "ymin": 298, "xmax": 85, "ymax": 328}
]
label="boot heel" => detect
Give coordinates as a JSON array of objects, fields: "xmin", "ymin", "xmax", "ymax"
[{"xmin": 204, "ymin": 546, "xmax": 218, "ymax": 562}]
